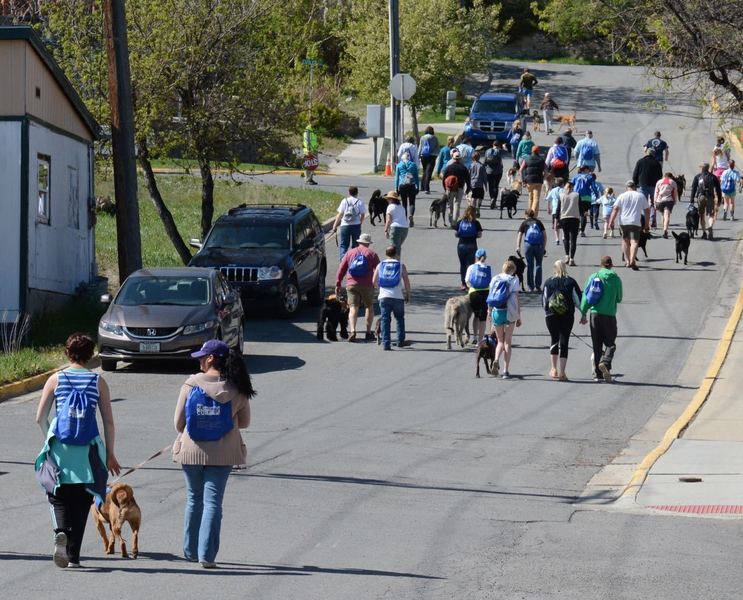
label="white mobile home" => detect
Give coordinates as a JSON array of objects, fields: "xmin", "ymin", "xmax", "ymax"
[{"xmin": 0, "ymin": 26, "xmax": 99, "ymax": 323}]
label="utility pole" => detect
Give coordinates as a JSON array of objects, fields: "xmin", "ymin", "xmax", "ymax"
[
  {"xmin": 104, "ymin": 0, "xmax": 142, "ymax": 284},
  {"xmin": 389, "ymin": 0, "xmax": 400, "ymax": 164}
]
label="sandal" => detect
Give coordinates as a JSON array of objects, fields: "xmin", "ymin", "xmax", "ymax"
[
  {"xmin": 559, "ymin": 373, "xmax": 569, "ymax": 382},
  {"xmin": 549, "ymin": 368, "xmax": 559, "ymax": 380}
]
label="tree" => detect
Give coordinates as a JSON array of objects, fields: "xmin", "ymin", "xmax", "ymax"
[{"xmin": 343, "ymin": 0, "xmax": 510, "ymax": 139}]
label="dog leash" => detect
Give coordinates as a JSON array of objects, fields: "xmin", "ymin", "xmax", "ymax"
[
  {"xmin": 113, "ymin": 443, "xmax": 173, "ymax": 482},
  {"xmin": 571, "ymin": 331, "xmax": 594, "ymax": 350}
]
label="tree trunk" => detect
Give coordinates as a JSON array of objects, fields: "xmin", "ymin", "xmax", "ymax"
[
  {"xmin": 138, "ymin": 140, "xmax": 192, "ymax": 265},
  {"xmin": 198, "ymin": 158, "xmax": 215, "ymax": 240},
  {"xmin": 410, "ymin": 103, "xmax": 420, "ymax": 144}
]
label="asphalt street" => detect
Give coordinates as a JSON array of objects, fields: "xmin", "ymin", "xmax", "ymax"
[{"xmin": 2, "ymin": 62, "xmax": 743, "ymax": 599}]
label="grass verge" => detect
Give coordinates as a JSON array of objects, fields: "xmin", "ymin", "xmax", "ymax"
[
  {"xmin": 95, "ymin": 173, "xmax": 343, "ymax": 283},
  {"xmin": 0, "ymin": 347, "xmax": 65, "ymax": 386}
]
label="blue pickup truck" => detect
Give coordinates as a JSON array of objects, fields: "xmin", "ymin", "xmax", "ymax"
[{"xmin": 463, "ymin": 91, "xmax": 526, "ymax": 145}]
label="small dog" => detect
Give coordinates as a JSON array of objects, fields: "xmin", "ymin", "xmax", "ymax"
[
  {"xmin": 686, "ymin": 203, "xmax": 700, "ymax": 237},
  {"xmin": 557, "ymin": 111, "xmax": 577, "ymax": 130},
  {"xmin": 531, "ymin": 110, "xmax": 543, "ymax": 132},
  {"xmin": 638, "ymin": 230, "xmax": 650, "ymax": 258},
  {"xmin": 317, "ymin": 293, "xmax": 349, "ymax": 341},
  {"xmin": 508, "ymin": 253, "xmax": 527, "ymax": 292},
  {"xmin": 475, "ymin": 334, "xmax": 496, "ymax": 378},
  {"xmin": 367, "ymin": 189, "xmax": 386, "ymax": 226},
  {"xmin": 500, "ymin": 189, "xmax": 520, "ymax": 218},
  {"xmin": 506, "ymin": 166, "xmax": 520, "ymax": 189},
  {"xmin": 672, "ymin": 231, "xmax": 690, "ymax": 264},
  {"xmin": 444, "ymin": 295, "xmax": 473, "ymax": 350},
  {"xmin": 91, "ymin": 482, "xmax": 141, "ymax": 559},
  {"xmin": 429, "ymin": 194, "xmax": 448, "ymax": 227}
]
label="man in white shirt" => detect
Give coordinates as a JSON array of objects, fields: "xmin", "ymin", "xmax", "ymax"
[
  {"xmin": 608, "ymin": 180, "xmax": 650, "ymax": 271},
  {"xmin": 331, "ymin": 186, "xmax": 367, "ymax": 260},
  {"xmin": 373, "ymin": 245, "xmax": 412, "ymax": 350}
]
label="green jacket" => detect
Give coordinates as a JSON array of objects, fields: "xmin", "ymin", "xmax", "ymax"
[
  {"xmin": 516, "ymin": 139, "xmax": 534, "ymax": 162},
  {"xmin": 580, "ymin": 268, "xmax": 622, "ymax": 316}
]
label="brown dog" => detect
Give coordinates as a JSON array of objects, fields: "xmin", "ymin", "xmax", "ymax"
[
  {"xmin": 91, "ymin": 482, "xmax": 141, "ymax": 558},
  {"xmin": 531, "ymin": 110, "xmax": 543, "ymax": 132},
  {"xmin": 475, "ymin": 335, "xmax": 496, "ymax": 377},
  {"xmin": 557, "ymin": 111, "xmax": 577, "ymax": 130}
]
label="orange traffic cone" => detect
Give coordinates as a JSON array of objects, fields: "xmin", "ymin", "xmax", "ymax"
[{"xmin": 384, "ymin": 155, "xmax": 393, "ymax": 177}]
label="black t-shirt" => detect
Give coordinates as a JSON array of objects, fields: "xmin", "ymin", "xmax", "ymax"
[
  {"xmin": 644, "ymin": 138, "xmax": 668, "ymax": 162},
  {"xmin": 542, "ymin": 275, "xmax": 582, "ymax": 316}
]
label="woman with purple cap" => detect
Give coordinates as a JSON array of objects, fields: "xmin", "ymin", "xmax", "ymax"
[{"xmin": 172, "ymin": 339, "xmax": 255, "ymax": 568}]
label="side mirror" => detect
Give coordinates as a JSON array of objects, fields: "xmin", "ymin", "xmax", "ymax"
[
  {"xmin": 100, "ymin": 294, "xmax": 112, "ymax": 304},
  {"xmin": 189, "ymin": 238, "xmax": 203, "ymax": 249}
]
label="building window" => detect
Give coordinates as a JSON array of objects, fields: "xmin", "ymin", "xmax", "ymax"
[
  {"xmin": 37, "ymin": 155, "xmax": 51, "ymax": 224},
  {"xmin": 68, "ymin": 166, "xmax": 79, "ymax": 229}
]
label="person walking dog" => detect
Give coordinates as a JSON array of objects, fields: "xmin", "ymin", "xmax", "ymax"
[
  {"xmin": 373, "ymin": 245, "xmax": 412, "ymax": 350},
  {"xmin": 542, "ymin": 261, "xmax": 582, "ymax": 381}
]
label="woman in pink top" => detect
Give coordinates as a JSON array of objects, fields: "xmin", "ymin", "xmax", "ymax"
[{"xmin": 653, "ymin": 171, "xmax": 678, "ymax": 238}]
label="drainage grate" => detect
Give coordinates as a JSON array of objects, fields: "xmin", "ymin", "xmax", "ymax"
[{"xmin": 650, "ymin": 505, "xmax": 743, "ymax": 515}]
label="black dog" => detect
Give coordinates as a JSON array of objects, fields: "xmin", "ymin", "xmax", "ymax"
[
  {"xmin": 316, "ymin": 293, "xmax": 349, "ymax": 341},
  {"xmin": 429, "ymin": 195, "xmax": 448, "ymax": 227},
  {"xmin": 367, "ymin": 189, "xmax": 386, "ymax": 226},
  {"xmin": 475, "ymin": 334, "xmax": 496, "ymax": 378},
  {"xmin": 673, "ymin": 174, "xmax": 687, "ymax": 200},
  {"xmin": 499, "ymin": 189, "xmax": 519, "ymax": 218},
  {"xmin": 686, "ymin": 203, "xmax": 700, "ymax": 237},
  {"xmin": 638, "ymin": 230, "xmax": 650, "ymax": 258},
  {"xmin": 672, "ymin": 231, "xmax": 690, "ymax": 265},
  {"xmin": 508, "ymin": 253, "xmax": 527, "ymax": 292}
]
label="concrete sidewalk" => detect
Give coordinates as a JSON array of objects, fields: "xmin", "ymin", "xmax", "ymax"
[{"xmin": 636, "ymin": 290, "xmax": 743, "ymax": 515}]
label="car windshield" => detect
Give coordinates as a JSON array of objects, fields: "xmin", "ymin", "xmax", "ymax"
[
  {"xmin": 205, "ymin": 222, "xmax": 291, "ymax": 249},
  {"xmin": 472, "ymin": 100, "xmax": 517, "ymax": 114},
  {"xmin": 115, "ymin": 276, "xmax": 211, "ymax": 306}
]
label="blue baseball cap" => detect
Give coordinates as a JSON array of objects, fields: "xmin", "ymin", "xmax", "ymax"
[
  {"xmin": 475, "ymin": 249, "xmax": 487, "ymax": 258},
  {"xmin": 191, "ymin": 339, "xmax": 230, "ymax": 358}
]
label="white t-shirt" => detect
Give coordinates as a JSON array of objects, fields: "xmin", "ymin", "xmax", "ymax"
[
  {"xmin": 386, "ymin": 203, "xmax": 409, "ymax": 228},
  {"xmin": 376, "ymin": 259, "xmax": 405, "ymax": 300},
  {"xmin": 337, "ymin": 196, "xmax": 366, "ymax": 226},
  {"xmin": 614, "ymin": 190, "xmax": 649, "ymax": 226}
]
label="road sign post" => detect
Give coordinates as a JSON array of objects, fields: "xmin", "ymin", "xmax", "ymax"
[
  {"xmin": 390, "ymin": 73, "xmax": 416, "ymax": 147},
  {"xmin": 302, "ymin": 58, "xmax": 324, "ymax": 121}
]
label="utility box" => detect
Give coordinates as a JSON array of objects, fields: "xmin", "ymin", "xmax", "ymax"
[
  {"xmin": 445, "ymin": 90, "xmax": 457, "ymax": 121},
  {"xmin": 366, "ymin": 104, "xmax": 385, "ymax": 138}
]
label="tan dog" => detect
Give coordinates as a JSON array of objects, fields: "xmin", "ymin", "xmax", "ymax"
[
  {"xmin": 91, "ymin": 482, "xmax": 141, "ymax": 558},
  {"xmin": 557, "ymin": 111, "xmax": 577, "ymax": 130},
  {"xmin": 531, "ymin": 110, "xmax": 543, "ymax": 132},
  {"xmin": 444, "ymin": 295, "xmax": 473, "ymax": 350}
]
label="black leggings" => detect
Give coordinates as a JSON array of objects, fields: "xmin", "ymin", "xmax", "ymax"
[
  {"xmin": 457, "ymin": 242, "xmax": 477, "ymax": 285},
  {"xmin": 420, "ymin": 156, "xmax": 436, "ymax": 192},
  {"xmin": 398, "ymin": 183, "xmax": 418, "ymax": 216},
  {"xmin": 560, "ymin": 218, "xmax": 579, "ymax": 258},
  {"xmin": 546, "ymin": 313, "xmax": 574, "ymax": 358},
  {"xmin": 47, "ymin": 484, "xmax": 93, "ymax": 563},
  {"xmin": 486, "ymin": 171, "xmax": 503, "ymax": 201}
]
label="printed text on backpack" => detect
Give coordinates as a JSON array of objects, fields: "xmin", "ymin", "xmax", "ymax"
[{"xmin": 185, "ymin": 386, "xmax": 234, "ymax": 442}]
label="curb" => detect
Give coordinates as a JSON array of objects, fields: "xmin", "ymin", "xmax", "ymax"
[
  {"xmin": 149, "ymin": 167, "xmax": 334, "ymax": 177},
  {"xmin": 0, "ymin": 367, "xmax": 59, "ymax": 402},
  {"xmin": 620, "ymin": 287, "xmax": 743, "ymax": 500}
]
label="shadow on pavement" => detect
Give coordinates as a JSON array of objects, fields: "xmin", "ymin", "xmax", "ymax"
[{"xmin": 245, "ymin": 354, "xmax": 306, "ymax": 374}]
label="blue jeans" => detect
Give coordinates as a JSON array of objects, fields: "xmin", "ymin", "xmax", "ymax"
[
  {"xmin": 182, "ymin": 464, "xmax": 232, "ymax": 563},
  {"xmin": 380, "ymin": 297, "xmax": 405, "ymax": 348},
  {"xmin": 523, "ymin": 242, "xmax": 543, "ymax": 290},
  {"xmin": 339, "ymin": 223, "xmax": 361, "ymax": 260}
]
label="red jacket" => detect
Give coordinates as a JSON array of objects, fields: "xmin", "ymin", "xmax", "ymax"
[{"xmin": 336, "ymin": 245, "xmax": 380, "ymax": 288}]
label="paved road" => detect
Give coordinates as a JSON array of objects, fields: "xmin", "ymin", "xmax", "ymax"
[{"xmin": 2, "ymin": 62, "xmax": 743, "ymax": 599}]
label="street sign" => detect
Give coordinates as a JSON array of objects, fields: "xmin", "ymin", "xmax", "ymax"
[
  {"xmin": 390, "ymin": 73, "xmax": 416, "ymax": 101},
  {"xmin": 302, "ymin": 58, "xmax": 324, "ymax": 66},
  {"xmin": 302, "ymin": 153, "xmax": 319, "ymax": 171}
]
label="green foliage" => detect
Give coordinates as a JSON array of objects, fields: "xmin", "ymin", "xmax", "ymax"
[
  {"xmin": 343, "ymin": 0, "xmax": 510, "ymax": 112},
  {"xmin": 0, "ymin": 347, "xmax": 65, "ymax": 385}
]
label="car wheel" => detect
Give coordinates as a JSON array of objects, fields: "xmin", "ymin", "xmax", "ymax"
[
  {"xmin": 279, "ymin": 277, "xmax": 301, "ymax": 317},
  {"xmin": 234, "ymin": 320, "xmax": 245, "ymax": 355},
  {"xmin": 100, "ymin": 358, "xmax": 117, "ymax": 372},
  {"xmin": 307, "ymin": 264, "xmax": 326, "ymax": 306}
]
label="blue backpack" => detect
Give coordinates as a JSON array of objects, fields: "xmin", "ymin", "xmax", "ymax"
[
  {"xmin": 574, "ymin": 174, "xmax": 592, "ymax": 196},
  {"xmin": 524, "ymin": 221, "xmax": 544, "ymax": 245},
  {"xmin": 585, "ymin": 275, "xmax": 604, "ymax": 306},
  {"xmin": 458, "ymin": 219, "xmax": 477, "ymax": 238},
  {"xmin": 721, "ymin": 170, "xmax": 738, "ymax": 194},
  {"xmin": 468, "ymin": 263, "xmax": 491, "ymax": 289},
  {"xmin": 554, "ymin": 144, "xmax": 568, "ymax": 163},
  {"xmin": 487, "ymin": 277, "xmax": 511, "ymax": 309},
  {"xmin": 348, "ymin": 252, "xmax": 369, "ymax": 277},
  {"xmin": 378, "ymin": 260, "xmax": 401, "ymax": 288},
  {"xmin": 54, "ymin": 372, "xmax": 100, "ymax": 445},
  {"xmin": 420, "ymin": 136, "xmax": 431, "ymax": 157},
  {"xmin": 185, "ymin": 386, "xmax": 234, "ymax": 442},
  {"xmin": 579, "ymin": 142, "xmax": 595, "ymax": 162}
]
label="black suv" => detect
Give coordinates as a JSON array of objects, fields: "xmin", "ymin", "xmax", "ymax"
[{"xmin": 189, "ymin": 204, "xmax": 327, "ymax": 317}]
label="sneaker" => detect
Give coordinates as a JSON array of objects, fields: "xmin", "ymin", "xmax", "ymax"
[
  {"xmin": 559, "ymin": 373, "xmax": 569, "ymax": 382},
  {"xmin": 564, "ymin": 255, "xmax": 570, "ymax": 263},
  {"xmin": 580, "ymin": 231, "xmax": 586, "ymax": 238},
  {"xmin": 397, "ymin": 340, "xmax": 413, "ymax": 348},
  {"xmin": 630, "ymin": 264, "xmax": 639, "ymax": 271},
  {"xmin": 555, "ymin": 240, "xmax": 560, "ymax": 245},
  {"xmin": 569, "ymin": 259, "xmax": 576, "ymax": 267},
  {"xmin": 602, "ymin": 233, "xmax": 607, "ymax": 239},
  {"xmin": 598, "ymin": 362, "xmax": 613, "ymax": 383},
  {"xmin": 383, "ymin": 345, "xmax": 392, "ymax": 351},
  {"xmin": 470, "ymin": 337, "xmax": 479, "ymax": 346},
  {"xmin": 460, "ymin": 283, "xmax": 467, "ymax": 291},
  {"xmin": 409, "ymin": 216, "xmax": 415, "ymax": 228},
  {"xmin": 347, "ymin": 332, "xmax": 357, "ymax": 343},
  {"xmin": 66, "ymin": 562, "xmax": 82, "ymax": 569},
  {"xmin": 491, "ymin": 360, "xmax": 499, "ymax": 377},
  {"xmin": 53, "ymin": 532, "xmax": 69, "ymax": 569},
  {"xmin": 365, "ymin": 332, "xmax": 375, "ymax": 342},
  {"xmin": 201, "ymin": 561, "xmax": 218, "ymax": 569},
  {"xmin": 708, "ymin": 228, "xmax": 713, "ymax": 240},
  {"xmin": 723, "ymin": 211, "xmax": 728, "ymax": 220},
  {"xmin": 701, "ymin": 231, "xmax": 707, "ymax": 239},
  {"xmin": 610, "ymin": 231, "xmax": 615, "ymax": 238},
  {"xmin": 501, "ymin": 371, "xmax": 510, "ymax": 379},
  {"xmin": 307, "ymin": 180, "xmax": 318, "ymax": 186},
  {"xmin": 662, "ymin": 231, "xmax": 668, "ymax": 239}
]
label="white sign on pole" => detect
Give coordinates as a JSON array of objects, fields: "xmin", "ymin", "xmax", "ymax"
[{"xmin": 390, "ymin": 73, "xmax": 416, "ymax": 101}]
